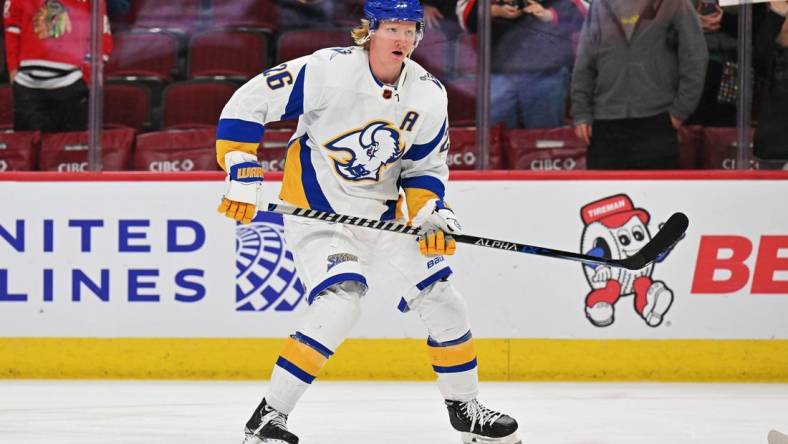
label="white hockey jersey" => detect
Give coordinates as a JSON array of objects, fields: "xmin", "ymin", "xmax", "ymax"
[{"xmin": 216, "ymin": 46, "xmax": 450, "ymax": 221}]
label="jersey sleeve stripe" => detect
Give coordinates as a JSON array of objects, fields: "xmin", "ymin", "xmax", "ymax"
[
  {"xmin": 401, "ymin": 175, "xmax": 446, "ymax": 198},
  {"xmin": 281, "ymin": 65, "xmax": 307, "ymax": 120},
  {"xmin": 216, "ymin": 118, "xmax": 264, "ymax": 143},
  {"xmin": 215, "ymin": 140, "xmax": 260, "ymax": 171},
  {"xmin": 403, "ymin": 118, "xmax": 447, "ymax": 161}
]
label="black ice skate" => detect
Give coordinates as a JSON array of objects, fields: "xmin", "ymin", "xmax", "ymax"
[
  {"xmin": 445, "ymin": 399, "xmax": 521, "ymax": 444},
  {"xmin": 242, "ymin": 398, "xmax": 299, "ymax": 444}
]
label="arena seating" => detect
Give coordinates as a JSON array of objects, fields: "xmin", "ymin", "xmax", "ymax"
[
  {"xmin": 135, "ymin": 127, "xmax": 220, "ymax": 171},
  {"xmin": 0, "ymin": 85, "xmax": 12, "ymax": 130},
  {"xmin": 257, "ymin": 129, "xmax": 295, "ymax": 172},
  {"xmin": 188, "ymin": 28, "xmax": 271, "ymax": 81},
  {"xmin": 504, "ymin": 127, "xmax": 587, "ymax": 171},
  {"xmin": 106, "ymin": 30, "xmax": 183, "ymax": 81},
  {"xmin": 38, "ymin": 128, "xmax": 136, "ymax": 171},
  {"xmin": 161, "ymin": 79, "xmax": 238, "ymax": 129},
  {"xmin": 104, "ymin": 80, "xmax": 154, "ymax": 131},
  {"xmin": 0, "ymin": 131, "xmax": 40, "ymax": 171}
]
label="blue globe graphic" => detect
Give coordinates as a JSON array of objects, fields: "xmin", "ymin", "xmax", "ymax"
[{"xmin": 235, "ymin": 212, "xmax": 305, "ymax": 311}]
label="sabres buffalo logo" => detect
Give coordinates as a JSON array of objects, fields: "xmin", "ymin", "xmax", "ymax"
[{"xmin": 324, "ymin": 121, "xmax": 404, "ymax": 182}]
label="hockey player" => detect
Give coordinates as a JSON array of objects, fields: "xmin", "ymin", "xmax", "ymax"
[{"xmin": 215, "ymin": 1, "xmax": 520, "ymax": 443}]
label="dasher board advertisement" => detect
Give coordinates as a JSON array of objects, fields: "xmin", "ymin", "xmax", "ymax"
[{"xmin": 1, "ymin": 174, "xmax": 787, "ymax": 340}]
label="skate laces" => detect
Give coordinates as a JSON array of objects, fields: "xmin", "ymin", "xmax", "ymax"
[
  {"xmin": 262, "ymin": 406, "xmax": 290, "ymax": 431},
  {"xmin": 461, "ymin": 399, "xmax": 503, "ymax": 431}
]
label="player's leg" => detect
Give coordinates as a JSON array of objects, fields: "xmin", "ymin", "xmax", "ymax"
[
  {"xmin": 243, "ymin": 218, "xmax": 369, "ymax": 444},
  {"xmin": 389, "ymin": 237, "xmax": 520, "ymax": 444}
]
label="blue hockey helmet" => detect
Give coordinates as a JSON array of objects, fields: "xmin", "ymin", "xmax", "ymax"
[{"xmin": 364, "ymin": 0, "xmax": 425, "ymax": 33}]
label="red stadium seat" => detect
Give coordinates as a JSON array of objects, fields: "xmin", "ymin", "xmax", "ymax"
[
  {"xmin": 701, "ymin": 127, "xmax": 755, "ymax": 169},
  {"xmin": 135, "ymin": 127, "xmax": 220, "ymax": 171},
  {"xmin": 106, "ymin": 30, "xmax": 182, "ymax": 81},
  {"xmin": 38, "ymin": 128, "xmax": 135, "ymax": 171},
  {"xmin": 445, "ymin": 79, "xmax": 476, "ymax": 127},
  {"xmin": 276, "ymin": 28, "xmax": 352, "ymax": 64},
  {"xmin": 678, "ymin": 125, "xmax": 703, "ymax": 169},
  {"xmin": 104, "ymin": 80, "xmax": 153, "ymax": 131},
  {"xmin": 258, "ymin": 129, "xmax": 295, "ymax": 172},
  {"xmin": 132, "ymin": 0, "xmax": 201, "ymax": 33},
  {"xmin": 0, "ymin": 131, "xmax": 41, "ymax": 171},
  {"xmin": 447, "ymin": 126, "xmax": 505, "ymax": 170},
  {"xmin": 209, "ymin": 0, "xmax": 279, "ymax": 30},
  {"xmin": 188, "ymin": 29, "xmax": 271, "ymax": 80},
  {"xmin": 0, "ymin": 85, "xmax": 12, "ymax": 129},
  {"xmin": 504, "ymin": 127, "xmax": 587, "ymax": 170},
  {"xmin": 161, "ymin": 80, "xmax": 238, "ymax": 129}
]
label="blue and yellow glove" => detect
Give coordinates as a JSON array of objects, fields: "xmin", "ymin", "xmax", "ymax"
[
  {"xmin": 217, "ymin": 152, "xmax": 264, "ymax": 225},
  {"xmin": 412, "ymin": 199, "xmax": 462, "ymax": 257}
]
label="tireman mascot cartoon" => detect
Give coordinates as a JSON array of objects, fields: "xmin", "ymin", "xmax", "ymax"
[{"xmin": 580, "ymin": 194, "xmax": 679, "ymax": 328}]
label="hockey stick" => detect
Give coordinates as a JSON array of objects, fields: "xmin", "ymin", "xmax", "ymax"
[{"xmin": 266, "ymin": 203, "xmax": 689, "ymax": 270}]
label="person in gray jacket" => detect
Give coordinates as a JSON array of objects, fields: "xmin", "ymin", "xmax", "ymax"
[{"xmin": 571, "ymin": 0, "xmax": 708, "ymax": 169}]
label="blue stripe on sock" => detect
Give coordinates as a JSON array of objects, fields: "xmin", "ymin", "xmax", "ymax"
[
  {"xmin": 432, "ymin": 358, "xmax": 478, "ymax": 374},
  {"xmin": 276, "ymin": 356, "xmax": 315, "ymax": 383},
  {"xmin": 293, "ymin": 331, "xmax": 334, "ymax": 358}
]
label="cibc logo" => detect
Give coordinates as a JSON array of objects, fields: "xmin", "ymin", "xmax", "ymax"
[
  {"xmin": 0, "ymin": 160, "xmax": 7, "ymax": 172},
  {"xmin": 235, "ymin": 211, "xmax": 305, "ymax": 311},
  {"xmin": 692, "ymin": 235, "xmax": 788, "ymax": 294},
  {"xmin": 149, "ymin": 159, "xmax": 195, "ymax": 172},
  {"xmin": 57, "ymin": 162, "xmax": 88, "ymax": 172},
  {"xmin": 446, "ymin": 152, "xmax": 476, "ymax": 167},
  {"xmin": 531, "ymin": 157, "xmax": 577, "ymax": 170}
]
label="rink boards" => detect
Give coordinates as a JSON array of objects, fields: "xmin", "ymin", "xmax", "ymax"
[{"xmin": 1, "ymin": 171, "xmax": 787, "ymax": 380}]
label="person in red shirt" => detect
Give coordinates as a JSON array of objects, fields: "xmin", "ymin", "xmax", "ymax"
[{"xmin": 3, "ymin": 0, "xmax": 113, "ymax": 132}]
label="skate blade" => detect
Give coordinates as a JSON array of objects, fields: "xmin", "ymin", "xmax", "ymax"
[
  {"xmin": 461, "ymin": 431, "xmax": 522, "ymax": 444},
  {"xmin": 242, "ymin": 435, "xmax": 292, "ymax": 444}
]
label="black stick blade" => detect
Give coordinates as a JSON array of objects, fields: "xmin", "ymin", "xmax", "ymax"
[{"xmin": 619, "ymin": 212, "xmax": 689, "ymax": 270}]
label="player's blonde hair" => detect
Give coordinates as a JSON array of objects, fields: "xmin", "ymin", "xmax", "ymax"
[{"xmin": 351, "ymin": 19, "xmax": 372, "ymax": 50}]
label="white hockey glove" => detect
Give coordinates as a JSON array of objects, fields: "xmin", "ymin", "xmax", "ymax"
[
  {"xmin": 217, "ymin": 151, "xmax": 264, "ymax": 225},
  {"xmin": 412, "ymin": 199, "xmax": 463, "ymax": 257}
]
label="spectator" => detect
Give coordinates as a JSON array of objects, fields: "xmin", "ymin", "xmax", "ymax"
[
  {"xmin": 753, "ymin": 0, "xmax": 788, "ymax": 164},
  {"xmin": 276, "ymin": 0, "xmax": 335, "ymax": 30},
  {"xmin": 106, "ymin": 0, "xmax": 132, "ymax": 18},
  {"xmin": 423, "ymin": 0, "xmax": 459, "ymax": 32},
  {"xmin": 3, "ymin": 0, "xmax": 113, "ymax": 133},
  {"xmin": 686, "ymin": 0, "xmax": 739, "ymax": 127},
  {"xmin": 458, "ymin": 0, "xmax": 585, "ymax": 129},
  {"xmin": 571, "ymin": 0, "xmax": 708, "ymax": 169}
]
